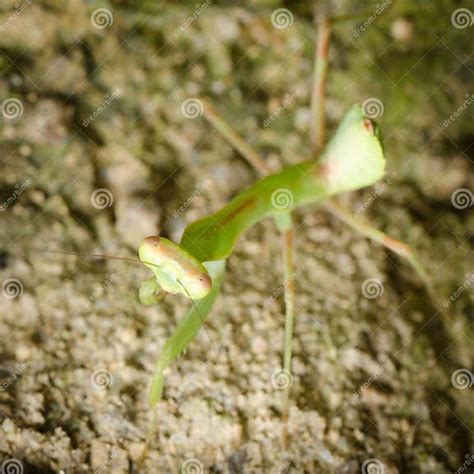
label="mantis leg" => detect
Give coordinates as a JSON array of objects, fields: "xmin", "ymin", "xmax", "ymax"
[
  {"xmin": 274, "ymin": 212, "xmax": 295, "ymax": 445},
  {"xmin": 201, "ymin": 99, "xmax": 270, "ymax": 177},
  {"xmin": 282, "ymin": 224, "xmax": 295, "ymax": 393},
  {"xmin": 202, "ymin": 100, "xmax": 299, "ymax": 440},
  {"xmin": 201, "ymin": 99, "xmax": 271, "ymax": 176},
  {"xmin": 308, "ymin": 18, "xmax": 443, "ymax": 314},
  {"xmin": 310, "ymin": 18, "xmax": 331, "ymax": 157},
  {"xmin": 323, "ymin": 200, "xmax": 449, "ymax": 317}
]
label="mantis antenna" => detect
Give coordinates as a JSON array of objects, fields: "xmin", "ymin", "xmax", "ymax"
[
  {"xmin": 10, "ymin": 246, "xmax": 144, "ymax": 266},
  {"xmin": 9, "ymin": 244, "xmax": 204, "ymax": 305}
]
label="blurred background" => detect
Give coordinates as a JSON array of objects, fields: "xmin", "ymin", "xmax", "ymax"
[{"xmin": 0, "ymin": 1, "xmax": 472, "ymax": 472}]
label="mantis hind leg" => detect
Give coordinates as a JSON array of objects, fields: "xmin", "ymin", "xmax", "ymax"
[
  {"xmin": 308, "ymin": 17, "xmax": 447, "ymax": 322},
  {"xmin": 274, "ymin": 212, "xmax": 295, "ymax": 447}
]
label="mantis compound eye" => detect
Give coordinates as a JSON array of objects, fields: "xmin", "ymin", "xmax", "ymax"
[
  {"xmin": 141, "ymin": 235, "xmax": 161, "ymax": 250},
  {"xmin": 363, "ymin": 118, "xmax": 375, "ymax": 134}
]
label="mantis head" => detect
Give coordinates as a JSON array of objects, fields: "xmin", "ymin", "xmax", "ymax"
[{"xmin": 138, "ymin": 236, "xmax": 212, "ymax": 304}]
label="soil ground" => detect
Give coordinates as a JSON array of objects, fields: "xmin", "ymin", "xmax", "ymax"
[{"xmin": 0, "ymin": 1, "xmax": 472, "ymax": 473}]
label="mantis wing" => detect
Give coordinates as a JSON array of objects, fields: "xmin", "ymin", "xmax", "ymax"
[{"xmin": 149, "ymin": 259, "xmax": 226, "ymax": 406}]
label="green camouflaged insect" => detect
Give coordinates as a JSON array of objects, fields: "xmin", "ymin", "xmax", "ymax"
[{"xmin": 139, "ymin": 104, "xmax": 386, "ymax": 405}]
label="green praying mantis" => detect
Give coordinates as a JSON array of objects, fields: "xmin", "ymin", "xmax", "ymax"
[
  {"xmin": 6, "ymin": 13, "xmax": 450, "ymax": 456},
  {"xmin": 141, "ymin": 103, "xmax": 387, "ymax": 407},
  {"xmin": 135, "ymin": 15, "xmax": 449, "ymax": 422}
]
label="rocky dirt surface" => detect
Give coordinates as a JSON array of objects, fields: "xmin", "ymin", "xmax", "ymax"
[{"xmin": 0, "ymin": 1, "xmax": 472, "ymax": 473}]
